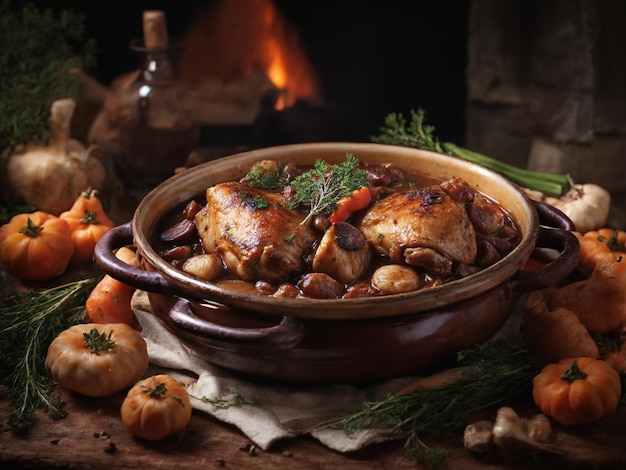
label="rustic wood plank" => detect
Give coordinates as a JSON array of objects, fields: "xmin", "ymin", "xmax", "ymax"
[{"xmin": 2, "ymin": 380, "xmax": 626, "ymax": 469}]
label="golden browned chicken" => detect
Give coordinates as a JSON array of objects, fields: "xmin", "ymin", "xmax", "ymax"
[
  {"xmin": 311, "ymin": 221, "xmax": 371, "ymax": 284},
  {"xmin": 358, "ymin": 177, "xmax": 477, "ymax": 277},
  {"xmin": 194, "ymin": 181, "xmax": 316, "ymax": 283}
]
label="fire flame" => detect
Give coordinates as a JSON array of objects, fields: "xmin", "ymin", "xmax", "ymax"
[{"xmin": 179, "ymin": 0, "xmax": 320, "ymax": 110}]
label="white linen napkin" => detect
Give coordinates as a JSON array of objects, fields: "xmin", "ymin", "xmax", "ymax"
[{"xmin": 132, "ymin": 290, "xmax": 415, "ymax": 451}]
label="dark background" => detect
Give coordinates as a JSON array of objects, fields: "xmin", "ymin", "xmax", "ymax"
[{"xmin": 29, "ymin": 0, "xmax": 470, "ymax": 143}]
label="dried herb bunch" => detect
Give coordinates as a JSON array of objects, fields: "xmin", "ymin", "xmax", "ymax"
[
  {"xmin": 340, "ymin": 341, "xmax": 542, "ymax": 457},
  {"xmin": 0, "ymin": 274, "xmax": 99, "ymax": 434},
  {"xmin": 372, "ymin": 108, "xmax": 571, "ymax": 197}
]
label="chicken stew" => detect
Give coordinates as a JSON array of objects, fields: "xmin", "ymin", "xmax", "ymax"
[{"xmin": 154, "ymin": 156, "xmax": 521, "ymax": 299}]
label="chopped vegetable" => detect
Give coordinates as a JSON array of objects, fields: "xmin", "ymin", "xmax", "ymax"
[
  {"xmin": 121, "ymin": 374, "xmax": 192, "ymax": 441},
  {"xmin": 329, "ymin": 186, "xmax": 372, "ymax": 223},
  {"xmin": 0, "ymin": 210, "xmax": 74, "ymax": 281},
  {"xmin": 45, "ymin": 323, "xmax": 149, "ymax": 397},
  {"xmin": 372, "ymin": 109, "xmax": 572, "ymax": 197},
  {"xmin": 287, "ymin": 153, "xmax": 368, "ymax": 225},
  {"xmin": 532, "ymin": 357, "xmax": 621, "ymax": 426}
]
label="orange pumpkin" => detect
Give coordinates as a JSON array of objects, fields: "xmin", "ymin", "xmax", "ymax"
[
  {"xmin": 575, "ymin": 228, "xmax": 626, "ymax": 272},
  {"xmin": 0, "ymin": 211, "xmax": 74, "ymax": 281},
  {"xmin": 45, "ymin": 323, "xmax": 149, "ymax": 397},
  {"xmin": 59, "ymin": 188, "xmax": 116, "ymax": 268},
  {"xmin": 121, "ymin": 374, "xmax": 192, "ymax": 441},
  {"xmin": 532, "ymin": 357, "xmax": 622, "ymax": 426}
]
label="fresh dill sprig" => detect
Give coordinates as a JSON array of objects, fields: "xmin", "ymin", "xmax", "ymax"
[
  {"xmin": 0, "ymin": 274, "xmax": 99, "ymax": 434},
  {"xmin": 340, "ymin": 341, "xmax": 541, "ymax": 451},
  {"xmin": 287, "ymin": 153, "xmax": 368, "ymax": 225},
  {"xmin": 372, "ymin": 108, "xmax": 572, "ymax": 197}
]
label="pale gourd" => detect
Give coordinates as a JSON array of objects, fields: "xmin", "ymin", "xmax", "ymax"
[{"xmin": 5, "ymin": 99, "xmax": 107, "ymax": 215}]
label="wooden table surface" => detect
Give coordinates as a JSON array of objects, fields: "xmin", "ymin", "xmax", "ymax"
[
  {"xmin": 2, "ymin": 372, "xmax": 626, "ymax": 470},
  {"xmin": 3, "ymin": 157, "xmax": 626, "ymax": 469}
]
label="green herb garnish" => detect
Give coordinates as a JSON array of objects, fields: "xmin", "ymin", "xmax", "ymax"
[
  {"xmin": 372, "ymin": 108, "xmax": 572, "ymax": 197},
  {"xmin": 245, "ymin": 162, "xmax": 288, "ymax": 189},
  {"xmin": 83, "ymin": 328, "xmax": 116, "ymax": 355},
  {"xmin": 287, "ymin": 153, "xmax": 367, "ymax": 225},
  {"xmin": 340, "ymin": 340, "xmax": 540, "ymax": 462},
  {"xmin": 0, "ymin": 275, "xmax": 99, "ymax": 434},
  {"xmin": 251, "ymin": 195, "xmax": 269, "ymax": 209},
  {"xmin": 191, "ymin": 385, "xmax": 259, "ymax": 408},
  {"xmin": 0, "ymin": 0, "xmax": 96, "ymax": 152}
]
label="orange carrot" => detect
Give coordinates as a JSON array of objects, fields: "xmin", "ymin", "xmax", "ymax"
[
  {"xmin": 329, "ymin": 187, "xmax": 371, "ymax": 223},
  {"xmin": 85, "ymin": 247, "xmax": 140, "ymax": 326}
]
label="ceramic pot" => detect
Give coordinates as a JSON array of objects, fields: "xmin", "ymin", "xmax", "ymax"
[{"xmin": 95, "ymin": 143, "xmax": 579, "ymax": 382}]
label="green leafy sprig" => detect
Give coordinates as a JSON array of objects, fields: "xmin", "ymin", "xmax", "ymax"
[
  {"xmin": 0, "ymin": 0, "xmax": 96, "ymax": 151},
  {"xmin": 0, "ymin": 275, "xmax": 99, "ymax": 434},
  {"xmin": 372, "ymin": 109, "xmax": 572, "ymax": 197},
  {"xmin": 340, "ymin": 341, "xmax": 541, "ymax": 454},
  {"xmin": 287, "ymin": 153, "xmax": 367, "ymax": 225},
  {"xmin": 245, "ymin": 162, "xmax": 289, "ymax": 190}
]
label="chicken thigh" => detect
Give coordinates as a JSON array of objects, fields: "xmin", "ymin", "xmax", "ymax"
[
  {"xmin": 358, "ymin": 177, "xmax": 477, "ymax": 275},
  {"xmin": 194, "ymin": 181, "xmax": 316, "ymax": 283}
]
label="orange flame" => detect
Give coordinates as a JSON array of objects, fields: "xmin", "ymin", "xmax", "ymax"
[{"xmin": 179, "ymin": 0, "xmax": 320, "ymax": 110}]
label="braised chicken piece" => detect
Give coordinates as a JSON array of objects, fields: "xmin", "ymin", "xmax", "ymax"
[
  {"xmin": 194, "ymin": 181, "xmax": 316, "ymax": 283},
  {"xmin": 358, "ymin": 177, "xmax": 477, "ymax": 276},
  {"xmin": 311, "ymin": 221, "xmax": 371, "ymax": 284}
]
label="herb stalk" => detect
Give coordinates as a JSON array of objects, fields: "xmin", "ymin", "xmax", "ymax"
[{"xmin": 372, "ymin": 109, "xmax": 571, "ymax": 197}]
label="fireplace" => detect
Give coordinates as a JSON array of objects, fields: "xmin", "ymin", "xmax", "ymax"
[{"xmin": 48, "ymin": 0, "xmax": 470, "ymax": 148}]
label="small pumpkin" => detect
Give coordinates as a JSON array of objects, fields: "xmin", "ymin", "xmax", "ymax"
[
  {"xmin": 59, "ymin": 188, "xmax": 116, "ymax": 268},
  {"xmin": 45, "ymin": 323, "xmax": 149, "ymax": 397},
  {"xmin": 575, "ymin": 228, "xmax": 626, "ymax": 272},
  {"xmin": 120, "ymin": 374, "xmax": 192, "ymax": 441},
  {"xmin": 532, "ymin": 357, "xmax": 621, "ymax": 426},
  {"xmin": 0, "ymin": 211, "xmax": 74, "ymax": 281}
]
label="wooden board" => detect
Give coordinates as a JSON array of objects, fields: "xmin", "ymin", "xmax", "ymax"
[{"xmin": 2, "ymin": 372, "xmax": 626, "ymax": 469}]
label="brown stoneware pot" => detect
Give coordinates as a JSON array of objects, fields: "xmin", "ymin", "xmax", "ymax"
[{"xmin": 95, "ymin": 143, "xmax": 579, "ymax": 383}]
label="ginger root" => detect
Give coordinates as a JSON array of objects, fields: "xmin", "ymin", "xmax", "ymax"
[{"xmin": 464, "ymin": 407, "xmax": 559, "ymax": 457}]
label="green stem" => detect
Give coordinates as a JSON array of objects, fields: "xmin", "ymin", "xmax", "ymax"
[{"xmin": 442, "ymin": 143, "xmax": 570, "ymax": 197}]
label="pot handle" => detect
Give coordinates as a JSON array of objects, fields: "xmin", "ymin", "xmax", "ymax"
[
  {"xmin": 511, "ymin": 200, "xmax": 580, "ymax": 294},
  {"xmin": 533, "ymin": 200, "xmax": 576, "ymax": 231},
  {"xmin": 168, "ymin": 297, "xmax": 305, "ymax": 350},
  {"xmin": 94, "ymin": 222, "xmax": 172, "ymax": 294}
]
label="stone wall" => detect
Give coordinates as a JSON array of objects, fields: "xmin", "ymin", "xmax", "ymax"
[{"xmin": 466, "ymin": 0, "xmax": 626, "ymax": 226}]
